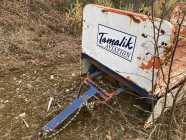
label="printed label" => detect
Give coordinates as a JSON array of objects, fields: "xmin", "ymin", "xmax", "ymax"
[{"xmin": 97, "ymin": 24, "xmax": 136, "ymax": 61}]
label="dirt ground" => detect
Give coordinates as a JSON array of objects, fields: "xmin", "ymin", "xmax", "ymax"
[{"xmin": 0, "ymin": 1, "xmax": 151, "ymax": 140}]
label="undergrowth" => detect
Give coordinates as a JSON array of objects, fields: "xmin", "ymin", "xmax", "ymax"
[
  {"xmin": 64, "ymin": 0, "xmax": 83, "ymax": 36},
  {"xmin": 62, "ymin": 0, "xmax": 180, "ymax": 35}
]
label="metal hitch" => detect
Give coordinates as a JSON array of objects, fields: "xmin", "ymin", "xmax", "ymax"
[{"xmin": 41, "ymin": 77, "xmax": 125, "ymax": 135}]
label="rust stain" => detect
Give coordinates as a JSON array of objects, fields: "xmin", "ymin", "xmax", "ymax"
[
  {"xmin": 154, "ymin": 44, "xmax": 186, "ymax": 97},
  {"xmin": 178, "ymin": 39, "xmax": 186, "ymax": 47},
  {"xmin": 170, "ymin": 2, "xmax": 186, "ymax": 47},
  {"xmin": 175, "ymin": 2, "xmax": 186, "ymax": 8},
  {"xmin": 96, "ymin": 4, "xmax": 148, "ymax": 23},
  {"xmin": 102, "ymin": 8, "xmax": 144, "ymax": 23},
  {"xmin": 140, "ymin": 57, "xmax": 161, "ymax": 70},
  {"xmin": 180, "ymin": 27, "xmax": 186, "ymax": 37},
  {"xmin": 154, "ymin": 46, "xmax": 186, "ymax": 97},
  {"xmin": 170, "ymin": 3, "xmax": 186, "ymax": 23},
  {"xmin": 174, "ymin": 47, "xmax": 186, "ymax": 62}
]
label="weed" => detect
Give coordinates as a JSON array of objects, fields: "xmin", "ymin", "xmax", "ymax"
[
  {"xmin": 64, "ymin": 0, "xmax": 83, "ymax": 36},
  {"xmin": 95, "ymin": 0, "xmax": 113, "ymax": 7}
]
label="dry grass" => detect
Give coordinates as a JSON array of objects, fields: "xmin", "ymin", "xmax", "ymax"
[
  {"xmin": 95, "ymin": 0, "xmax": 113, "ymax": 7},
  {"xmin": 62, "ymin": 0, "xmax": 178, "ymax": 35},
  {"xmin": 63, "ymin": 0, "xmax": 83, "ymax": 36},
  {"xmin": 62, "ymin": 0, "xmax": 114, "ymax": 36},
  {"xmin": 148, "ymin": 96, "xmax": 186, "ymax": 140}
]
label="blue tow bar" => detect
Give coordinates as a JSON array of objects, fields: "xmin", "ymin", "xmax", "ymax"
[
  {"xmin": 42, "ymin": 77, "xmax": 125, "ymax": 134},
  {"xmin": 42, "ymin": 84, "xmax": 98, "ymax": 133}
]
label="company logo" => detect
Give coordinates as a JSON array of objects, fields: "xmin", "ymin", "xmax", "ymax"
[{"xmin": 97, "ymin": 24, "xmax": 136, "ymax": 62}]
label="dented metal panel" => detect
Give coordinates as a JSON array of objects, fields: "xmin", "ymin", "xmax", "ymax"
[
  {"xmin": 82, "ymin": 4, "xmax": 174, "ymax": 93},
  {"xmin": 155, "ymin": 2, "xmax": 186, "ymax": 97},
  {"xmin": 170, "ymin": 2, "xmax": 186, "ymax": 47}
]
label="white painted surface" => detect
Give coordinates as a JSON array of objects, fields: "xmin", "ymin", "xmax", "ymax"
[{"xmin": 82, "ymin": 4, "xmax": 174, "ymax": 92}]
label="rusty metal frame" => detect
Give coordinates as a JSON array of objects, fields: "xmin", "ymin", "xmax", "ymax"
[{"xmin": 81, "ymin": 53, "xmax": 155, "ymax": 104}]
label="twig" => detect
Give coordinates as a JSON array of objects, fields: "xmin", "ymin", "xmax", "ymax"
[
  {"xmin": 47, "ymin": 97, "xmax": 54, "ymax": 112},
  {"xmin": 133, "ymin": 105, "xmax": 151, "ymax": 113},
  {"xmin": 169, "ymin": 78, "xmax": 186, "ymax": 125},
  {"xmin": 22, "ymin": 118, "xmax": 30, "ymax": 128}
]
